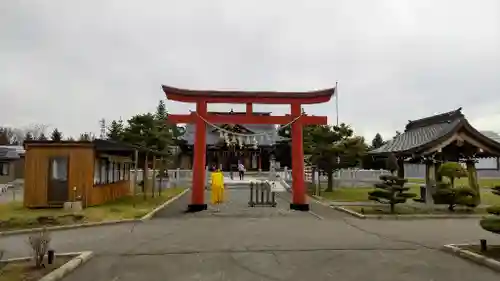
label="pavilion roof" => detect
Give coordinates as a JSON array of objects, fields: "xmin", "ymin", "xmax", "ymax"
[{"xmin": 369, "ymin": 108, "xmax": 500, "ymax": 157}]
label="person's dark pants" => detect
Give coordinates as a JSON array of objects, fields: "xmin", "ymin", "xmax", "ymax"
[{"xmin": 239, "ymin": 171, "xmax": 244, "ymax": 180}]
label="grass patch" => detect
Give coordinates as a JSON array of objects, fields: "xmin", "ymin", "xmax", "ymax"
[
  {"xmin": 408, "ymin": 177, "xmax": 500, "ymax": 188},
  {"xmin": 320, "ymin": 186, "xmax": 500, "ymax": 206},
  {"xmin": 320, "ymin": 186, "xmax": 419, "ymax": 202},
  {"xmin": 344, "ymin": 205, "xmax": 488, "ymax": 215},
  {"xmin": 0, "ymin": 188, "xmax": 185, "ymax": 231},
  {"xmin": 0, "ymin": 255, "xmax": 73, "ymax": 281}
]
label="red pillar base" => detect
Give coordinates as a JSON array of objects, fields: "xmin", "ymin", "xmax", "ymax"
[
  {"xmin": 187, "ymin": 204, "xmax": 208, "ymax": 213},
  {"xmin": 290, "ymin": 203, "xmax": 310, "ymax": 211}
]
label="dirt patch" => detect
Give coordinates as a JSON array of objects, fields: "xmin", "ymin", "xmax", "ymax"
[
  {"xmin": 0, "ymin": 256, "xmax": 73, "ymax": 281},
  {"xmin": 461, "ymin": 245, "xmax": 500, "ymax": 262}
]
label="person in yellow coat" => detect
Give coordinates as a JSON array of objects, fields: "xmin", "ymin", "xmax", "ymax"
[{"xmin": 210, "ymin": 169, "xmax": 225, "ymax": 208}]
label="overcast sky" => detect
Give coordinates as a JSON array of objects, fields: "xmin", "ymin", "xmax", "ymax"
[{"xmin": 1, "ymin": 0, "xmax": 499, "ymax": 141}]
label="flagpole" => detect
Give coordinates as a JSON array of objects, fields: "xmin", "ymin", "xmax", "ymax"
[{"xmin": 335, "ymin": 81, "xmax": 339, "ymax": 126}]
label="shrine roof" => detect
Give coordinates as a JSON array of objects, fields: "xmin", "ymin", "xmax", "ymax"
[
  {"xmin": 180, "ymin": 123, "xmax": 287, "ymax": 146},
  {"xmin": 162, "ymin": 85, "xmax": 335, "ymax": 104},
  {"xmin": 369, "ymin": 108, "xmax": 500, "ymax": 157}
]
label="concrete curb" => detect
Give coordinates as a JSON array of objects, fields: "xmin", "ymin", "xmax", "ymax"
[
  {"xmin": 442, "ymin": 244, "xmax": 500, "ymax": 273},
  {"xmin": 140, "ymin": 188, "xmax": 189, "ymax": 220},
  {"xmin": 0, "ymin": 251, "xmax": 94, "ymax": 281},
  {"xmin": 0, "ymin": 188, "xmax": 189, "ymax": 237},
  {"xmin": 333, "ymin": 206, "xmax": 367, "ymax": 219},
  {"xmin": 364, "ymin": 214, "xmax": 485, "ymax": 220},
  {"xmin": 332, "ymin": 206, "xmax": 485, "ymax": 220}
]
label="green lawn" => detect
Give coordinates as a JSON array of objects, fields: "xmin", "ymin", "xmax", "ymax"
[
  {"xmin": 0, "ymin": 187, "xmax": 185, "ymax": 231},
  {"xmin": 320, "ymin": 186, "xmax": 419, "ymax": 202},
  {"xmin": 321, "ymin": 186, "xmax": 500, "ymax": 205},
  {"xmin": 407, "ymin": 177, "xmax": 500, "ymax": 188}
]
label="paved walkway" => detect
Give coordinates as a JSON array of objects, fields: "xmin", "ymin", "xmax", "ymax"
[{"xmin": 1, "ymin": 189, "xmax": 500, "ymax": 280}]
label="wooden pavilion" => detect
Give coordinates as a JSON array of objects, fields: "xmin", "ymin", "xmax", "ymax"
[
  {"xmin": 370, "ymin": 108, "xmax": 500, "ymax": 202},
  {"xmin": 23, "ymin": 139, "xmax": 167, "ymax": 208}
]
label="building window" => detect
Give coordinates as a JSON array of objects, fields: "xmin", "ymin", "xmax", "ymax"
[
  {"xmin": 94, "ymin": 158, "xmax": 132, "ymax": 186},
  {"xmin": 94, "ymin": 159, "xmax": 100, "ymax": 184},
  {"xmin": 0, "ymin": 162, "xmax": 9, "ymax": 176}
]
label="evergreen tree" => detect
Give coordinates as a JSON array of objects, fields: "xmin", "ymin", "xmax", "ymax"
[
  {"xmin": 480, "ymin": 186, "xmax": 500, "ymax": 234},
  {"xmin": 432, "ymin": 162, "xmax": 476, "ymax": 211},
  {"xmin": 50, "ymin": 128, "xmax": 63, "ymax": 141},
  {"xmin": 371, "ymin": 133, "xmax": 385, "ymax": 149},
  {"xmin": 385, "ymin": 153, "xmax": 399, "ymax": 175},
  {"xmin": 305, "ymin": 123, "xmax": 367, "ymax": 191},
  {"xmin": 368, "ymin": 174, "xmax": 416, "ymax": 213},
  {"xmin": 24, "ymin": 132, "xmax": 34, "ymax": 142},
  {"xmin": 37, "ymin": 133, "xmax": 48, "ymax": 141},
  {"xmin": 106, "ymin": 120, "xmax": 124, "ymax": 141}
]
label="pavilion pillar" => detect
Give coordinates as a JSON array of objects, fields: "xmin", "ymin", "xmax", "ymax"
[
  {"xmin": 189, "ymin": 101, "xmax": 208, "ymax": 212},
  {"xmin": 290, "ymin": 103, "xmax": 308, "ymax": 211},
  {"xmin": 424, "ymin": 159, "xmax": 435, "ymax": 206},
  {"xmin": 466, "ymin": 159, "xmax": 480, "ymax": 205}
]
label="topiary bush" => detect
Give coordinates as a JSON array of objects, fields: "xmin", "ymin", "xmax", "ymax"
[
  {"xmin": 368, "ymin": 174, "xmax": 416, "ymax": 213},
  {"xmin": 480, "ymin": 185, "xmax": 500, "ymax": 234},
  {"xmin": 437, "ymin": 162, "xmax": 467, "ymax": 188},
  {"xmin": 432, "ymin": 162, "xmax": 477, "ymax": 211}
]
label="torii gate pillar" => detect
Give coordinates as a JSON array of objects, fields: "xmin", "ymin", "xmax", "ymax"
[{"xmin": 162, "ymin": 85, "xmax": 336, "ymax": 212}]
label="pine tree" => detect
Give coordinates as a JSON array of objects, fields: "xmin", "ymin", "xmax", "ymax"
[
  {"xmin": 480, "ymin": 186, "xmax": 500, "ymax": 234},
  {"xmin": 50, "ymin": 128, "xmax": 63, "ymax": 141},
  {"xmin": 368, "ymin": 174, "xmax": 416, "ymax": 213},
  {"xmin": 106, "ymin": 120, "xmax": 124, "ymax": 141},
  {"xmin": 38, "ymin": 133, "xmax": 48, "ymax": 141},
  {"xmin": 155, "ymin": 100, "xmax": 168, "ymax": 120},
  {"xmin": 24, "ymin": 132, "xmax": 34, "ymax": 142},
  {"xmin": 371, "ymin": 133, "xmax": 385, "ymax": 149}
]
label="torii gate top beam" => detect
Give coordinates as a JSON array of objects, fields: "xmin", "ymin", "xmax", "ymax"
[{"xmin": 162, "ymin": 85, "xmax": 336, "ymax": 104}]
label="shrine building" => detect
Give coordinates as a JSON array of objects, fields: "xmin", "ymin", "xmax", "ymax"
[{"xmin": 176, "ymin": 111, "xmax": 289, "ymax": 171}]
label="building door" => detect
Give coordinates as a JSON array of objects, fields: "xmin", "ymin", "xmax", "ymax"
[{"xmin": 47, "ymin": 156, "xmax": 69, "ymax": 203}]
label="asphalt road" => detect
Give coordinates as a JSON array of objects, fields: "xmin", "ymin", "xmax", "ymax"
[{"xmin": 1, "ymin": 189, "xmax": 500, "ymax": 281}]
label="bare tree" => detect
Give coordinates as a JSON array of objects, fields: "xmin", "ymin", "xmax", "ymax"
[
  {"xmin": 79, "ymin": 132, "xmax": 96, "ymax": 141},
  {"xmin": 0, "ymin": 127, "xmax": 24, "ymax": 145},
  {"xmin": 27, "ymin": 228, "xmax": 51, "ymax": 268},
  {"xmin": 0, "ymin": 124, "xmax": 49, "ymax": 145},
  {"xmin": 24, "ymin": 123, "xmax": 49, "ymax": 140}
]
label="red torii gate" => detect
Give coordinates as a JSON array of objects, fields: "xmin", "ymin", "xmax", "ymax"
[{"xmin": 162, "ymin": 85, "xmax": 335, "ymax": 212}]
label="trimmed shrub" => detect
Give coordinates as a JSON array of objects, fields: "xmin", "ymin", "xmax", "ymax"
[
  {"xmin": 480, "ymin": 186, "xmax": 500, "ymax": 234},
  {"xmin": 368, "ymin": 174, "xmax": 416, "ymax": 213}
]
